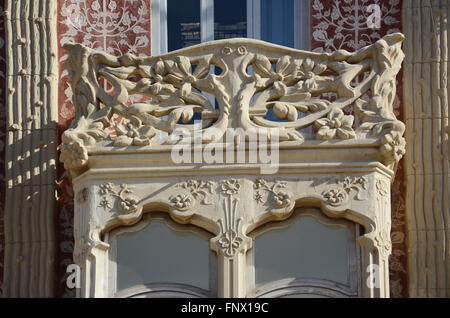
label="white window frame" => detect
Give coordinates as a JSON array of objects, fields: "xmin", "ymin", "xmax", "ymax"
[{"xmin": 151, "ymin": 0, "xmax": 310, "ymax": 55}]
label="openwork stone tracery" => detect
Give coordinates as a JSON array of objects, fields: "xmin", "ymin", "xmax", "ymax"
[
  {"xmin": 62, "ymin": 34, "xmax": 405, "ymax": 298},
  {"xmin": 60, "ymin": 33, "xmax": 405, "ymax": 173}
]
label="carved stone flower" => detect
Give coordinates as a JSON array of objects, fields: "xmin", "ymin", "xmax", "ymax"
[
  {"xmin": 273, "ymin": 191, "xmax": 291, "ymax": 208},
  {"xmin": 99, "ymin": 197, "xmax": 111, "ymax": 210},
  {"xmin": 114, "ymin": 116, "xmax": 156, "ymax": 147},
  {"xmin": 380, "ymin": 130, "xmax": 406, "ymax": 163},
  {"xmin": 170, "ymin": 193, "xmax": 194, "ymax": 211},
  {"xmin": 323, "ymin": 188, "xmax": 348, "ymax": 206},
  {"xmin": 218, "ymin": 229, "xmax": 243, "ymax": 257},
  {"xmin": 254, "ymin": 191, "xmax": 265, "ymax": 204},
  {"xmin": 119, "ymin": 197, "xmax": 139, "ymax": 214},
  {"xmin": 296, "ymin": 58, "xmax": 328, "ymax": 91},
  {"xmin": 221, "ymin": 179, "xmax": 241, "ymax": 196},
  {"xmin": 60, "ymin": 141, "xmax": 88, "ymax": 169},
  {"xmin": 315, "ymin": 108, "xmax": 356, "ymax": 140}
]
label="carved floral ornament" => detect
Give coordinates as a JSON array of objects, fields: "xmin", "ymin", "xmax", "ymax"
[{"xmin": 60, "ymin": 34, "xmax": 406, "ymax": 174}]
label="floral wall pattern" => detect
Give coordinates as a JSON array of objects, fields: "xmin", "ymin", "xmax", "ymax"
[
  {"xmin": 310, "ymin": 0, "xmax": 407, "ymax": 298},
  {"xmin": 56, "ymin": 0, "xmax": 151, "ymax": 297}
]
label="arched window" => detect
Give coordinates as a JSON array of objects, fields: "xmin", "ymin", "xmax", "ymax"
[
  {"xmin": 246, "ymin": 207, "xmax": 361, "ymax": 298},
  {"xmin": 106, "ymin": 208, "xmax": 361, "ymax": 298},
  {"xmin": 108, "ymin": 213, "xmax": 217, "ymax": 298}
]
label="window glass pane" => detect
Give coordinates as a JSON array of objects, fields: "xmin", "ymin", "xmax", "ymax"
[
  {"xmin": 261, "ymin": 0, "xmax": 294, "ymax": 47},
  {"xmin": 116, "ymin": 219, "xmax": 210, "ymax": 291},
  {"xmin": 214, "ymin": 0, "xmax": 247, "ymax": 40},
  {"xmin": 168, "ymin": 0, "xmax": 201, "ymax": 51},
  {"xmin": 254, "ymin": 214, "xmax": 350, "ymax": 285}
]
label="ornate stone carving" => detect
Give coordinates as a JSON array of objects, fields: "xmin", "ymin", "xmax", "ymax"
[
  {"xmin": 253, "ymin": 179, "xmax": 292, "ymax": 208},
  {"xmin": 169, "ymin": 180, "xmax": 217, "ymax": 210},
  {"xmin": 322, "ymin": 176, "xmax": 368, "ymax": 206},
  {"xmin": 60, "ymin": 34, "xmax": 405, "ymax": 298},
  {"xmin": 314, "ymin": 108, "xmax": 356, "ymax": 140},
  {"xmin": 169, "ymin": 193, "xmax": 194, "ymax": 212},
  {"xmin": 376, "ymin": 179, "xmax": 389, "ymax": 197},
  {"xmin": 218, "ymin": 229, "xmax": 243, "ymax": 257},
  {"xmin": 214, "ymin": 179, "xmax": 246, "ymax": 257},
  {"xmin": 221, "ymin": 179, "xmax": 241, "ymax": 196},
  {"xmin": 97, "ymin": 183, "xmax": 140, "ymax": 214},
  {"xmin": 60, "ymin": 34, "xmax": 405, "ymax": 174}
]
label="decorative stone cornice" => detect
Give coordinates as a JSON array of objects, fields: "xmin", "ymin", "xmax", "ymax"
[{"xmin": 60, "ymin": 34, "xmax": 406, "ymax": 177}]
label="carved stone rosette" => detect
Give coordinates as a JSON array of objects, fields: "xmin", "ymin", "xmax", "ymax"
[{"xmin": 62, "ymin": 35, "xmax": 405, "ymax": 298}]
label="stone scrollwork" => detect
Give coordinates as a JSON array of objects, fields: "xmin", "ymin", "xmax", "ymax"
[{"xmin": 60, "ymin": 34, "xmax": 405, "ymax": 175}]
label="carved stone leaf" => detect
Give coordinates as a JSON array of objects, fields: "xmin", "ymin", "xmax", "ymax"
[
  {"xmin": 273, "ymin": 103, "xmax": 298, "ymax": 121},
  {"xmin": 168, "ymin": 107, "xmax": 194, "ymax": 126},
  {"xmin": 254, "ymin": 54, "xmax": 273, "ymax": 78},
  {"xmin": 114, "ymin": 135, "xmax": 133, "ymax": 147},
  {"xmin": 177, "ymin": 56, "xmax": 192, "ymax": 75},
  {"xmin": 192, "ymin": 57, "xmax": 212, "ymax": 79},
  {"xmin": 275, "ymin": 55, "xmax": 291, "ymax": 74}
]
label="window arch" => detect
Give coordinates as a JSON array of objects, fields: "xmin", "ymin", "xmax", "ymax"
[
  {"xmin": 246, "ymin": 207, "xmax": 361, "ymax": 298},
  {"xmin": 107, "ymin": 213, "xmax": 217, "ymax": 298}
]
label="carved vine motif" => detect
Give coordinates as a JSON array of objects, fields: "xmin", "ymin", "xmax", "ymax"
[
  {"xmin": 169, "ymin": 180, "xmax": 217, "ymax": 211},
  {"xmin": 253, "ymin": 179, "xmax": 292, "ymax": 208},
  {"xmin": 60, "ymin": 34, "xmax": 405, "ymax": 172},
  {"xmin": 97, "ymin": 183, "xmax": 140, "ymax": 214},
  {"xmin": 374, "ymin": 177, "xmax": 392, "ymax": 258},
  {"xmin": 321, "ymin": 176, "xmax": 368, "ymax": 206}
]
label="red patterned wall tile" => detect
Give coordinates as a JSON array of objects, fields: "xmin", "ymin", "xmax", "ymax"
[
  {"xmin": 56, "ymin": 0, "xmax": 151, "ymax": 297},
  {"xmin": 310, "ymin": 0, "xmax": 407, "ymax": 297}
]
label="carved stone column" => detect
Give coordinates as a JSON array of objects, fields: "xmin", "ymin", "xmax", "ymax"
[
  {"xmin": 403, "ymin": 0, "xmax": 450, "ymax": 298},
  {"xmin": 3, "ymin": 0, "xmax": 58, "ymax": 297}
]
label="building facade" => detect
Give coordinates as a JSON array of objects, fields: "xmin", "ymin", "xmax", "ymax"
[{"xmin": 0, "ymin": 0, "xmax": 447, "ymax": 298}]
